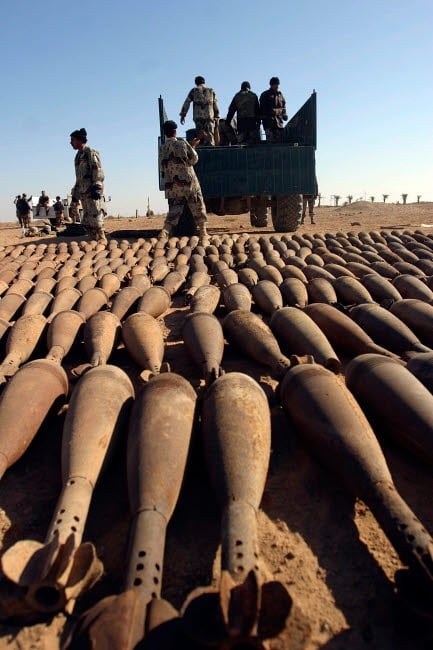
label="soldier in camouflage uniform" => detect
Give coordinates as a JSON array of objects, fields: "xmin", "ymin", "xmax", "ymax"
[
  {"xmin": 180, "ymin": 76, "xmax": 220, "ymax": 146},
  {"xmin": 70, "ymin": 128, "xmax": 107, "ymax": 243},
  {"xmin": 158, "ymin": 120, "xmax": 208, "ymax": 239},
  {"xmin": 259, "ymin": 77, "xmax": 288, "ymax": 143},
  {"xmin": 226, "ymin": 81, "xmax": 260, "ymax": 145}
]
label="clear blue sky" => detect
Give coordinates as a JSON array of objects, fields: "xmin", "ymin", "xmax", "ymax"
[{"xmin": 1, "ymin": 0, "xmax": 432, "ymax": 222}]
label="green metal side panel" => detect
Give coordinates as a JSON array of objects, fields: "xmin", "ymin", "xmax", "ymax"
[{"xmin": 194, "ymin": 144, "xmax": 316, "ymax": 197}]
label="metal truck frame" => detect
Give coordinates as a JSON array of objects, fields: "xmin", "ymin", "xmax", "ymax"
[{"xmin": 158, "ymin": 91, "xmax": 317, "ymax": 233}]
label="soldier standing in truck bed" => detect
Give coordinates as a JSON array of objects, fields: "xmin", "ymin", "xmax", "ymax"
[
  {"xmin": 158, "ymin": 120, "xmax": 208, "ymax": 240},
  {"xmin": 226, "ymin": 81, "xmax": 260, "ymax": 145},
  {"xmin": 180, "ymin": 76, "xmax": 220, "ymax": 146},
  {"xmin": 259, "ymin": 77, "xmax": 288, "ymax": 143}
]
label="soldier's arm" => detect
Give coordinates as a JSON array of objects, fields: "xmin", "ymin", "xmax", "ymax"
[
  {"xmin": 213, "ymin": 92, "xmax": 220, "ymax": 119},
  {"xmin": 90, "ymin": 151, "xmax": 104, "ymax": 189},
  {"xmin": 185, "ymin": 142, "xmax": 199, "ymax": 165},
  {"xmin": 180, "ymin": 89, "xmax": 194, "ymax": 120},
  {"xmin": 226, "ymin": 96, "xmax": 237, "ymax": 125}
]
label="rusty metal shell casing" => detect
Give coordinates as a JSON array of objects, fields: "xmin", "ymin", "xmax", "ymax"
[
  {"xmin": 99, "ymin": 272, "xmax": 121, "ymax": 298},
  {"xmin": 349, "ymin": 303, "xmax": 431, "ymax": 357},
  {"xmin": 110, "ymin": 286, "xmax": 141, "ymax": 321},
  {"xmin": 53, "ymin": 365, "xmax": 134, "ymax": 543},
  {"xmin": 182, "ymin": 312, "xmax": 225, "ymax": 383},
  {"xmin": 48, "ymin": 287, "xmax": 82, "ymax": 321},
  {"xmin": 77, "ymin": 274, "xmax": 98, "ymax": 294},
  {"xmin": 122, "ymin": 312, "xmax": 164, "ymax": 376},
  {"xmin": 6, "ymin": 278, "xmax": 34, "ymax": 298},
  {"xmin": 270, "ymin": 306, "xmax": 340, "ymax": 373},
  {"xmin": 0, "ymin": 314, "xmax": 48, "ymax": 379},
  {"xmin": 361, "ymin": 274, "xmax": 402, "ymax": 303},
  {"xmin": 222, "ymin": 283, "xmax": 252, "ymax": 312},
  {"xmin": 126, "ymin": 373, "xmax": 196, "ymax": 591},
  {"xmin": 46, "ymin": 310, "xmax": 86, "ymax": 363},
  {"xmin": 223, "ymin": 309, "xmax": 291, "ymax": 377},
  {"xmin": 0, "ymin": 292, "xmax": 26, "ymax": 322},
  {"xmin": 77, "ymin": 287, "xmax": 109, "ymax": 320},
  {"xmin": 304, "ymin": 303, "xmax": 400, "ymax": 360},
  {"xmin": 22, "ymin": 290, "xmax": 53, "ymax": 317},
  {"xmin": 83, "ymin": 311, "xmax": 121, "ymax": 366},
  {"xmin": 390, "ymin": 299, "xmax": 433, "ymax": 348},
  {"xmin": 137, "ymin": 286, "xmax": 171, "ymax": 318},
  {"xmin": 162, "ymin": 270, "xmax": 186, "ymax": 296},
  {"xmin": 406, "ymin": 352, "xmax": 433, "ymax": 394},
  {"xmin": 280, "ymin": 363, "xmax": 433, "ymax": 600},
  {"xmin": 333, "ymin": 276, "xmax": 375, "ymax": 305},
  {"xmin": 251, "ymin": 280, "xmax": 283, "ymax": 315},
  {"xmin": 0, "ymin": 359, "xmax": 68, "ymax": 479},
  {"xmin": 280, "ymin": 277, "xmax": 308, "ymax": 308},
  {"xmin": 190, "ymin": 284, "xmax": 221, "ymax": 314},
  {"xmin": 184, "ymin": 271, "xmax": 211, "ymax": 304},
  {"xmin": 201, "ymin": 372, "xmax": 270, "ymax": 581},
  {"xmin": 346, "ymin": 353, "xmax": 433, "ymax": 464}
]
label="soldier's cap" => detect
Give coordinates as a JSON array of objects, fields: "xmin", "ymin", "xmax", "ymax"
[
  {"xmin": 270, "ymin": 77, "xmax": 280, "ymax": 85},
  {"xmin": 163, "ymin": 120, "xmax": 178, "ymax": 136},
  {"xmin": 241, "ymin": 81, "xmax": 250, "ymax": 90},
  {"xmin": 195, "ymin": 76, "xmax": 205, "ymax": 85}
]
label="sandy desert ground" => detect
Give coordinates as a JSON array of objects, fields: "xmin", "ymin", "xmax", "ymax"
[{"xmin": 0, "ymin": 201, "xmax": 433, "ymax": 650}]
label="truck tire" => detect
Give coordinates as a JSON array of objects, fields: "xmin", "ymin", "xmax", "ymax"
[
  {"xmin": 250, "ymin": 196, "xmax": 268, "ymax": 227},
  {"xmin": 271, "ymin": 195, "xmax": 301, "ymax": 232}
]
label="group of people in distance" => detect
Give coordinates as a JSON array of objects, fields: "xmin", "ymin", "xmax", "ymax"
[
  {"xmin": 159, "ymin": 75, "xmax": 317, "ymax": 237},
  {"xmin": 13, "ymin": 192, "xmax": 67, "ymax": 238},
  {"xmin": 179, "ymin": 75, "xmax": 288, "ymax": 147}
]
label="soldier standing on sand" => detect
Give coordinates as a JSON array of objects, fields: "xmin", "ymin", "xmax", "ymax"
[
  {"xmin": 158, "ymin": 120, "xmax": 208, "ymax": 240},
  {"xmin": 180, "ymin": 76, "xmax": 220, "ymax": 146},
  {"xmin": 259, "ymin": 77, "xmax": 288, "ymax": 143},
  {"xmin": 15, "ymin": 194, "xmax": 32, "ymax": 236},
  {"xmin": 69, "ymin": 128, "xmax": 107, "ymax": 244},
  {"xmin": 226, "ymin": 81, "xmax": 260, "ymax": 145}
]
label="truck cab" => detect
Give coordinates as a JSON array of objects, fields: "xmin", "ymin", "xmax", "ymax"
[{"xmin": 158, "ymin": 91, "xmax": 317, "ymax": 232}]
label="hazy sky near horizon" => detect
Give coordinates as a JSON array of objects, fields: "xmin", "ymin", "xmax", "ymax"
[{"xmin": 1, "ymin": 0, "xmax": 432, "ymax": 222}]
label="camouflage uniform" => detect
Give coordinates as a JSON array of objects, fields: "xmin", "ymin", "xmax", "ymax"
[
  {"xmin": 226, "ymin": 90, "xmax": 260, "ymax": 145},
  {"xmin": 71, "ymin": 146, "xmax": 106, "ymax": 236},
  {"xmin": 180, "ymin": 84, "xmax": 220, "ymax": 146},
  {"xmin": 259, "ymin": 88, "xmax": 288, "ymax": 143},
  {"xmin": 159, "ymin": 136, "xmax": 207, "ymax": 228}
]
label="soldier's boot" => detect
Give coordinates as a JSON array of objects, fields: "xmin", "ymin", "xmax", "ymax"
[
  {"xmin": 198, "ymin": 222, "xmax": 209, "ymax": 238},
  {"xmin": 96, "ymin": 228, "xmax": 107, "ymax": 245},
  {"xmin": 158, "ymin": 221, "xmax": 173, "ymax": 240},
  {"xmin": 310, "ymin": 214, "xmax": 315, "ymax": 224}
]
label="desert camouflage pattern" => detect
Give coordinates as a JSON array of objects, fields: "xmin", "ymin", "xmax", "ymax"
[
  {"xmin": 264, "ymin": 128, "xmax": 285, "ymax": 143},
  {"xmin": 159, "ymin": 137, "xmax": 207, "ymax": 225},
  {"xmin": 71, "ymin": 146, "xmax": 106, "ymax": 232},
  {"xmin": 302, "ymin": 194, "xmax": 315, "ymax": 217},
  {"xmin": 180, "ymin": 84, "xmax": 220, "ymax": 122},
  {"xmin": 72, "ymin": 146, "xmax": 105, "ymax": 195}
]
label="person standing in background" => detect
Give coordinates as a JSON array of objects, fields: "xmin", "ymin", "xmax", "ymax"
[
  {"xmin": 259, "ymin": 77, "xmax": 288, "ymax": 143},
  {"xmin": 226, "ymin": 81, "xmax": 260, "ymax": 144},
  {"xmin": 70, "ymin": 127, "xmax": 107, "ymax": 244}
]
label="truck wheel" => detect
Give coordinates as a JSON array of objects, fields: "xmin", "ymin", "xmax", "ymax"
[
  {"xmin": 271, "ymin": 195, "xmax": 301, "ymax": 232},
  {"xmin": 250, "ymin": 196, "xmax": 268, "ymax": 227}
]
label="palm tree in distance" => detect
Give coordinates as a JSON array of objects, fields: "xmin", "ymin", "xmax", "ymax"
[
  {"xmin": 370, "ymin": 196, "xmax": 375, "ymax": 203},
  {"xmin": 382, "ymin": 194, "xmax": 389, "ymax": 203},
  {"xmin": 401, "ymin": 194, "xmax": 408, "ymax": 205},
  {"xmin": 346, "ymin": 195, "xmax": 353, "ymax": 204},
  {"xmin": 334, "ymin": 195, "xmax": 340, "ymax": 207}
]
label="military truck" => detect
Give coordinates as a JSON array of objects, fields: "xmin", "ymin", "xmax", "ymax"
[{"xmin": 158, "ymin": 91, "xmax": 317, "ymax": 233}]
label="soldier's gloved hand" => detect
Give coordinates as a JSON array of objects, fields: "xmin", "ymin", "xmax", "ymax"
[
  {"xmin": 90, "ymin": 187, "xmax": 101, "ymax": 200},
  {"xmin": 180, "ymin": 116, "xmax": 185, "ymax": 125},
  {"xmin": 282, "ymin": 114, "xmax": 288, "ymax": 121}
]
